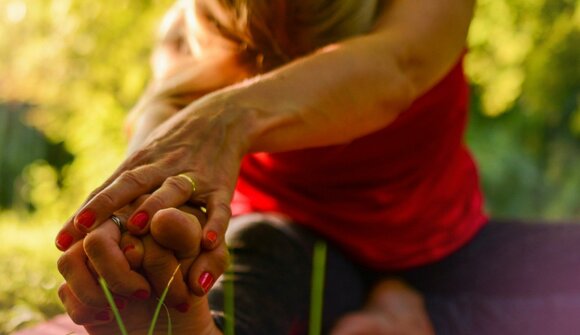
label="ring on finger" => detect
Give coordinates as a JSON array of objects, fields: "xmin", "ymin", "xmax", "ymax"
[
  {"xmin": 110, "ymin": 215, "xmax": 126, "ymax": 233},
  {"xmin": 177, "ymin": 173, "xmax": 197, "ymax": 193}
]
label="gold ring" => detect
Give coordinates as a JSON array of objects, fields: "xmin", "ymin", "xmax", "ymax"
[{"xmin": 178, "ymin": 173, "xmax": 197, "ymax": 192}]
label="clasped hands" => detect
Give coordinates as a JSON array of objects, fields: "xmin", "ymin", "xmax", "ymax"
[
  {"xmin": 57, "ymin": 192, "xmax": 228, "ymax": 334},
  {"xmin": 54, "ymin": 93, "xmax": 243, "ymax": 333},
  {"xmin": 53, "ymin": 26, "xmax": 253, "ymax": 332},
  {"xmin": 54, "ymin": 59, "xmax": 248, "ymax": 335}
]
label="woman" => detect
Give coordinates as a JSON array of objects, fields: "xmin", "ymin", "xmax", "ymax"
[{"xmin": 56, "ymin": 0, "xmax": 580, "ymax": 334}]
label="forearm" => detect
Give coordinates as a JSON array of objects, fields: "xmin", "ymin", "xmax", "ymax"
[
  {"xmin": 206, "ymin": 0, "xmax": 473, "ymax": 153},
  {"xmin": 126, "ymin": 58, "xmax": 246, "ymax": 153},
  {"xmin": 220, "ymin": 35, "xmax": 417, "ymax": 153}
]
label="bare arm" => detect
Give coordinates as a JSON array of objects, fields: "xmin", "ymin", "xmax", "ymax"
[
  {"xmin": 60, "ymin": 0, "xmax": 476, "ymax": 278},
  {"xmin": 203, "ymin": 0, "xmax": 475, "ymax": 152},
  {"xmin": 126, "ymin": 2, "xmax": 246, "ymax": 153}
]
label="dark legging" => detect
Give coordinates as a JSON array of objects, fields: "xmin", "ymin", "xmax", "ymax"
[{"xmin": 209, "ymin": 214, "xmax": 580, "ymax": 335}]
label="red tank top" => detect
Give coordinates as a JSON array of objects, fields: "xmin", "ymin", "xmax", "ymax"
[{"xmin": 232, "ymin": 58, "xmax": 487, "ymax": 270}]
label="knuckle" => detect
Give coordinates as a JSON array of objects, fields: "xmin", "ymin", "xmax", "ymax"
[
  {"xmin": 120, "ymin": 170, "xmax": 149, "ymax": 190},
  {"xmin": 164, "ymin": 147, "xmax": 189, "ymax": 166},
  {"xmin": 92, "ymin": 191, "xmax": 116, "ymax": 210},
  {"xmin": 83, "ymin": 233, "xmax": 105, "ymax": 258},
  {"xmin": 75, "ymin": 287, "xmax": 103, "ymax": 307},
  {"xmin": 102, "ymin": 277, "xmax": 129, "ymax": 295},
  {"xmin": 143, "ymin": 248, "xmax": 171, "ymax": 275},
  {"xmin": 140, "ymin": 164, "xmax": 166, "ymax": 185},
  {"xmin": 166, "ymin": 176, "xmax": 191, "ymax": 196},
  {"xmin": 163, "ymin": 153, "xmax": 180, "ymax": 167},
  {"xmin": 67, "ymin": 309, "xmax": 87, "ymax": 325},
  {"xmin": 135, "ymin": 194, "xmax": 151, "ymax": 206},
  {"xmin": 147, "ymin": 164, "xmax": 166, "ymax": 180},
  {"xmin": 86, "ymin": 189, "xmax": 101, "ymax": 201},
  {"xmin": 213, "ymin": 201, "xmax": 232, "ymax": 220},
  {"xmin": 144, "ymin": 194, "xmax": 166, "ymax": 211},
  {"xmin": 57, "ymin": 254, "xmax": 71, "ymax": 277}
]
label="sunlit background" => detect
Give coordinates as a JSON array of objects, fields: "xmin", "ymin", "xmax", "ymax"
[{"xmin": 0, "ymin": 0, "xmax": 578, "ymax": 333}]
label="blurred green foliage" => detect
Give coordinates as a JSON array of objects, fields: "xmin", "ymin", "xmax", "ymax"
[
  {"xmin": 1, "ymin": 0, "xmax": 173, "ymax": 224},
  {"xmin": 0, "ymin": 0, "xmax": 172, "ymax": 332},
  {"xmin": 466, "ymin": 0, "xmax": 579, "ymax": 219},
  {"xmin": 0, "ymin": 0, "xmax": 578, "ymax": 333}
]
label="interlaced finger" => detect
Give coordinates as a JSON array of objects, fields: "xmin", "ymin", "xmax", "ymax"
[
  {"xmin": 58, "ymin": 283, "xmax": 115, "ymax": 326},
  {"xmin": 125, "ymin": 173, "xmax": 198, "ymax": 235},
  {"xmin": 200, "ymin": 192, "xmax": 232, "ymax": 251},
  {"xmin": 84, "ymin": 219, "xmax": 151, "ymax": 299},
  {"xmin": 56, "ymin": 152, "xmax": 152, "ymax": 251},
  {"xmin": 149, "ymin": 207, "xmax": 203, "ymax": 260},
  {"xmin": 73, "ymin": 164, "xmax": 167, "ymax": 233},
  {"xmin": 141, "ymin": 234, "xmax": 191, "ymax": 310},
  {"xmin": 186, "ymin": 242, "xmax": 230, "ymax": 297},
  {"xmin": 57, "ymin": 241, "xmax": 108, "ymax": 307},
  {"xmin": 120, "ymin": 233, "xmax": 145, "ymax": 270}
]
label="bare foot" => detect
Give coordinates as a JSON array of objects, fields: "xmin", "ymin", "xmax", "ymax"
[{"xmin": 331, "ymin": 280, "xmax": 435, "ymax": 335}]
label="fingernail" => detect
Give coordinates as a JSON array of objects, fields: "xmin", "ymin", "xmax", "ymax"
[
  {"xmin": 95, "ymin": 310, "xmax": 111, "ymax": 321},
  {"xmin": 122, "ymin": 244, "xmax": 135, "ymax": 253},
  {"xmin": 133, "ymin": 289, "xmax": 149, "ymax": 300},
  {"xmin": 206, "ymin": 230, "xmax": 218, "ymax": 244},
  {"xmin": 76, "ymin": 210, "xmax": 96, "ymax": 229},
  {"xmin": 175, "ymin": 302, "xmax": 190, "ymax": 313},
  {"xmin": 198, "ymin": 272, "xmax": 214, "ymax": 293},
  {"xmin": 114, "ymin": 297, "xmax": 126, "ymax": 310},
  {"xmin": 130, "ymin": 211, "xmax": 149, "ymax": 230},
  {"xmin": 56, "ymin": 232, "xmax": 73, "ymax": 250}
]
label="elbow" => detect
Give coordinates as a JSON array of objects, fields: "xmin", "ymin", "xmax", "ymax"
[{"xmin": 375, "ymin": 68, "xmax": 417, "ymax": 120}]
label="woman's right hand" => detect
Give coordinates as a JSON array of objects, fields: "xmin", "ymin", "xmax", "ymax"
[{"xmin": 59, "ymin": 206, "xmax": 227, "ymax": 334}]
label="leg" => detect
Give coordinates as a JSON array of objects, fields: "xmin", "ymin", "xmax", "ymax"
[
  {"xmin": 401, "ymin": 220, "xmax": 580, "ymax": 335},
  {"xmin": 331, "ymin": 279, "xmax": 435, "ymax": 335},
  {"xmin": 208, "ymin": 214, "xmax": 369, "ymax": 335}
]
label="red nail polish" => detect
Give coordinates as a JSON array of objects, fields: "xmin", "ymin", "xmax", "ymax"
[
  {"xmin": 76, "ymin": 210, "xmax": 96, "ymax": 230},
  {"xmin": 122, "ymin": 244, "xmax": 135, "ymax": 253},
  {"xmin": 114, "ymin": 297, "xmax": 126, "ymax": 310},
  {"xmin": 130, "ymin": 211, "xmax": 149, "ymax": 230},
  {"xmin": 198, "ymin": 272, "xmax": 214, "ymax": 293},
  {"xmin": 95, "ymin": 310, "xmax": 111, "ymax": 321},
  {"xmin": 175, "ymin": 303, "xmax": 190, "ymax": 313},
  {"xmin": 56, "ymin": 232, "xmax": 73, "ymax": 250},
  {"xmin": 206, "ymin": 230, "xmax": 218, "ymax": 244},
  {"xmin": 133, "ymin": 289, "xmax": 149, "ymax": 300}
]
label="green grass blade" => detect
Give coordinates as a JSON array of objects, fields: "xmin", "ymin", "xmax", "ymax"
[
  {"xmin": 223, "ymin": 252, "xmax": 235, "ymax": 335},
  {"xmin": 162, "ymin": 302, "xmax": 172, "ymax": 335},
  {"xmin": 98, "ymin": 277, "xmax": 128, "ymax": 335},
  {"xmin": 148, "ymin": 264, "xmax": 181, "ymax": 335},
  {"xmin": 309, "ymin": 240, "xmax": 327, "ymax": 335}
]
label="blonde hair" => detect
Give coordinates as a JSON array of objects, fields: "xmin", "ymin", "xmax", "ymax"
[{"xmin": 196, "ymin": 0, "xmax": 381, "ymax": 71}]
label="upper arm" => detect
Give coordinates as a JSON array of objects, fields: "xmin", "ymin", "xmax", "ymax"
[{"xmin": 370, "ymin": 0, "xmax": 475, "ymax": 95}]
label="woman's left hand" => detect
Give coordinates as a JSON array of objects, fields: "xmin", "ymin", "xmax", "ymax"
[{"xmin": 56, "ymin": 92, "xmax": 253, "ymax": 262}]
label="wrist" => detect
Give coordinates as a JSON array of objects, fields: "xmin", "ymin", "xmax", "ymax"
[
  {"xmin": 209, "ymin": 77, "xmax": 306, "ymax": 154},
  {"xmin": 195, "ymin": 86, "xmax": 273, "ymax": 156}
]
